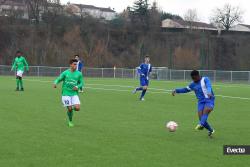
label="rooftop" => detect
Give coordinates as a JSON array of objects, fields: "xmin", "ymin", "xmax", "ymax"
[
  {"xmin": 73, "ymin": 4, "xmax": 115, "ymax": 13},
  {"xmin": 238, "ymin": 24, "xmax": 250, "ymax": 29},
  {"xmin": 173, "ymin": 19, "xmax": 216, "ymax": 29},
  {"xmin": 0, "ymin": 0, "xmax": 26, "ymax": 6}
]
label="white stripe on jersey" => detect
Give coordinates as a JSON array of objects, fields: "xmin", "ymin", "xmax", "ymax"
[
  {"xmin": 77, "ymin": 61, "xmax": 80, "ymax": 71},
  {"xmin": 147, "ymin": 64, "xmax": 151, "ymax": 75},
  {"xmin": 201, "ymin": 77, "xmax": 209, "ymax": 98}
]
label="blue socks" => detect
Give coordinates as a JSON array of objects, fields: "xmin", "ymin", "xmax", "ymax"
[
  {"xmin": 200, "ymin": 114, "xmax": 208, "ymax": 126},
  {"xmin": 135, "ymin": 87, "xmax": 147, "ymax": 100},
  {"xmin": 204, "ymin": 122, "xmax": 213, "ymax": 132},
  {"xmin": 200, "ymin": 113, "xmax": 213, "ymax": 132},
  {"xmin": 140, "ymin": 89, "xmax": 147, "ymax": 99},
  {"xmin": 136, "ymin": 87, "xmax": 143, "ymax": 91}
]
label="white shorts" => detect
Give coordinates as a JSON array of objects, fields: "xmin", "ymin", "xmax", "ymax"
[
  {"xmin": 62, "ymin": 95, "xmax": 80, "ymax": 107},
  {"xmin": 16, "ymin": 70, "xmax": 24, "ymax": 77}
]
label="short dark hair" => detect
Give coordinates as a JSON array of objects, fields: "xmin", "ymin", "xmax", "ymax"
[
  {"xmin": 16, "ymin": 51, "xmax": 22, "ymax": 54},
  {"xmin": 190, "ymin": 70, "xmax": 200, "ymax": 77},
  {"xmin": 74, "ymin": 54, "xmax": 79, "ymax": 57},
  {"xmin": 69, "ymin": 59, "xmax": 78, "ymax": 64}
]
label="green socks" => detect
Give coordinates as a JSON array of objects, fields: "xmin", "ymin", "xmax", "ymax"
[
  {"xmin": 19, "ymin": 79, "xmax": 23, "ymax": 88},
  {"xmin": 16, "ymin": 78, "xmax": 23, "ymax": 89},
  {"xmin": 16, "ymin": 79, "xmax": 19, "ymax": 88},
  {"xmin": 67, "ymin": 110, "xmax": 74, "ymax": 122}
]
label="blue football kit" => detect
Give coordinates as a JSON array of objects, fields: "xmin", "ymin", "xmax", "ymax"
[
  {"xmin": 133, "ymin": 63, "xmax": 152, "ymax": 100},
  {"xmin": 77, "ymin": 60, "xmax": 83, "ymax": 72},
  {"xmin": 176, "ymin": 77, "xmax": 215, "ymax": 111},
  {"xmin": 137, "ymin": 63, "xmax": 152, "ymax": 86},
  {"xmin": 175, "ymin": 77, "xmax": 215, "ymax": 133}
]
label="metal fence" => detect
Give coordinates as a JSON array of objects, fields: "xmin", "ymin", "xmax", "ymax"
[{"xmin": 1, "ymin": 65, "xmax": 250, "ymax": 83}]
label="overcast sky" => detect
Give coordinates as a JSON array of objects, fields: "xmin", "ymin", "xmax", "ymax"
[{"xmin": 61, "ymin": 0, "xmax": 250, "ymax": 24}]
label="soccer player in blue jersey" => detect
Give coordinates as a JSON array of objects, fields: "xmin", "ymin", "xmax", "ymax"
[
  {"xmin": 133, "ymin": 56, "xmax": 152, "ymax": 101},
  {"xmin": 75, "ymin": 55, "xmax": 84, "ymax": 93},
  {"xmin": 172, "ymin": 70, "xmax": 215, "ymax": 137}
]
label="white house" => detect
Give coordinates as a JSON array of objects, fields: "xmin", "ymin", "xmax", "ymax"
[
  {"xmin": 0, "ymin": 0, "xmax": 28, "ymax": 19},
  {"xmin": 65, "ymin": 3, "xmax": 116, "ymax": 20},
  {"xmin": 230, "ymin": 24, "xmax": 250, "ymax": 32},
  {"xmin": 162, "ymin": 19, "xmax": 217, "ymax": 30}
]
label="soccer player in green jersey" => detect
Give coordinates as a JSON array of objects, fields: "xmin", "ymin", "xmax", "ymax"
[
  {"xmin": 11, "ymin": 51, "xmax": 29, "ymax": 91},
  {"xmin": 53, "ymin": 59, "xmax": 84, "ymax": 127}
]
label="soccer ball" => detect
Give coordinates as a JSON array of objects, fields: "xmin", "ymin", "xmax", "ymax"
[{"xmin": 166, "ymin": 121, "xmax": 178, "ymax": 132}]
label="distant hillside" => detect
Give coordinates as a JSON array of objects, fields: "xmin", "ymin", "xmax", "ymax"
[{"xmin": 1, "ymin": 17, "xmax": 250, "ymax": 70}]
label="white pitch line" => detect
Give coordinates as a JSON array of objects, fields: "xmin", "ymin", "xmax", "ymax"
[
  {"xmin": 23, "ymin": 79, "xmax": 171, "ymax": 93},
  {"xmin": 90, "ymin": 82, "xmax": 250, "ymax": 89},
  {"xmin": 84, "ymin": 87, "xmax": 130, "ymax": 92},
  {"xmin": 213, "ymin": 84, "xmax": 250, "ymax": 88},
  {"xmin": 85, "ymin": 86, "xmax": 170, "ymax": 94},
  {"xmin": 85, "ymin": 86, "xmax": 250, "ymax": 99},
  {"xmin": 215, "ymin": 95, "xmax": 250, "ymax": 100},
  {"xmin": 23, "ymin": 79, "xmax": 172, "ymax": 91},
  {"xmin": 86, "ymin": 83, "xmax": 172, "ymax": 91},
  {"xmin": 23, "ymin": 79, "xmax": 250, "ymax": 100},
  {"xmin": 23, "ymin": 78, "xmax": 250, "ymax": 88}
]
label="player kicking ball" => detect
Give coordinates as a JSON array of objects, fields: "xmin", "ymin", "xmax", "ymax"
[
  {"xmin": 11, "ymin": 51, "xmax": 29, "ymax": 91},
  {"xmin": 53, "ymin": 59, "xmax": 84, "ymax": 128},
  {"xmin": 133, "ymin": 56, "xmax": 152, "ymax": 101},
  {"xmin": 172, "ymin": 70, "xmax": 215, "ymax": 137}
]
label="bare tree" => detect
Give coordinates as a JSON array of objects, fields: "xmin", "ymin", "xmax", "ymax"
[
  {"xmin": 25, "ymin": 0, "xmax": 47, "ymax": 23},
  {"xmin": 184, "ymin": 9, "xmax": 199, "ymax": 22},
  {"xmin": 184, "ymin": 9, "xmax": 199, "ymax": 29},
  {"xmin": 210, "ymin": 3, "xmax": 243, "ymax": 30},
  {"xmin": 42, "ymin": 0, "xmax": 62, "ymax": 22}
]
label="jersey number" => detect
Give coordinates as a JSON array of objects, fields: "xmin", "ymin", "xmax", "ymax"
[{"xmin": 64, "ymin": 100, "xmax": 70, "ymax": 105}]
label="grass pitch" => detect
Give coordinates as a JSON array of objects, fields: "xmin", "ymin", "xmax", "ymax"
[{"xmin": 0, "ymin": 76, "xmax": 250, "ymax": 167}]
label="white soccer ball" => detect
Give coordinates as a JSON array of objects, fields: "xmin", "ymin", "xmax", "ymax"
[{"xmin": 166, "ymin": 121, "xmax": 178, "ymax": 132}]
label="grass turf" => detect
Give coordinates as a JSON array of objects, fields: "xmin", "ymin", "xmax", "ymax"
[{"xmin": 0, "ymin": 76, "xmax": 250, "ymax": 167}]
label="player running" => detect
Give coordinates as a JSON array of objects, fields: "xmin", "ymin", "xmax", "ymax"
[
  {"xmin": 133, "ymin": 56, "xmax": 152, "ymax": 101},
  {"xmin": 172, "ymin": 70, "xmax": 215, "ymax": 137},
  {"xmin": 11, "ymin": 51, "xmax": 29, "ymax": 91},
  {"xmin": 53, "ymin": 59, "xmax": 84, "ymax": 128}
]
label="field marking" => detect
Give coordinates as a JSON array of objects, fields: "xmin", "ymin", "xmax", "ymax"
[
  {"xmin": 213, "ymin": 84, "xmax": 250, "ymax": 88},
  {"xmin": 23, "ymin": 79, "xmax": 171, "ymax": 91},
  {"xmin": 86, "ymin": 83, "xmax": 171, "ymax": 91},
  {"xmin": 215, "ymin": 95, "xmax": 250, "ymax": 100},
  {"xmin": 19, "ymin": 78, "xmax": 250, "ymax": 88},
  {"xmin": 85, "ymin": 78, "xmax": 250, "ymax": 88},
  {"xmin": 85, "ymin": 86, "xmax": 170, "ymax": 94},
  {"xmin": 86, "ymin": 82, "xmax": 250, "ymax": 90},
  {"xmin": 84, "ymin": 87, "xmax": 250, "ymax": 99},
  {"xmin": 23, "ymin": 79, "xmax": 250, "ymax": 100}
]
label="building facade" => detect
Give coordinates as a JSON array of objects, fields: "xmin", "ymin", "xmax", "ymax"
[
  {"xmin": 0, "ymin": 0, "xmax": 28, "ymax": 19},
  {"xmin": 230, "ymin": 24, "xmax": 250, "ymax": 32},
  {"xmin": 65, "ymin": 3, "xmax": 116, "ymax": 20},
  {"xmin": 162, "ymin": 19, "xmax": 217, "ymax": 31}
]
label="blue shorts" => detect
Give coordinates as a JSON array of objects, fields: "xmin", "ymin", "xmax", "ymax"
[
  {"xmin": 197, "ymin": 99, "xmax": 215, "ymax": 112},
  {"xmin": 140, "ymin": 77, "xmax": 149, "ymax": 86}
]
